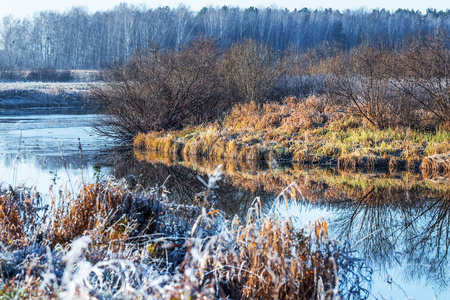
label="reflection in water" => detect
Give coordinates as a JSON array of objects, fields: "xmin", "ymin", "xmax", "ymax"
[
  {"xmin": 129, "ymin": 149, "xmax": 450, "ymax": 298},
  {"xmin": 2, "ymin": 112, "xmax": 450, "ymax": 298},
  {"xmin": 110, "ymin": 150, "xmax": 274, "ymax": 217},
  {"xmin": 332, "ymin": 188, "xmax": 450, "ymax": 294}
]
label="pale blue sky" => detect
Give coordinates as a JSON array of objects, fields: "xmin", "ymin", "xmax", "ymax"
[{"xmin": 1, "ymin": 0, "xmax": 449, "ymax": 19}]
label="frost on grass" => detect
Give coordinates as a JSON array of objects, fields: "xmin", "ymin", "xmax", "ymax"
[{"xmin": 0, "ymin": 173, "xmax": 371, "ymax": 299}]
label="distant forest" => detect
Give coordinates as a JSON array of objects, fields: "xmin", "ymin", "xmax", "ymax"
[{"xmin": 0, "ymin": 4, "xmax": 449, "ymax": 70}]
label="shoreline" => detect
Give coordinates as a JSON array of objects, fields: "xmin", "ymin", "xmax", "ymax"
[
  {"xmin": 0, "ymin": 81, "xmax": 99, "ymax": 113},
  {"xmin": 134, "ymin": 100, "xmax": 450, "ymax": 176},
  {"xmin": 134, "ymin": 131, "xmax": 450, "ymax": 175}
]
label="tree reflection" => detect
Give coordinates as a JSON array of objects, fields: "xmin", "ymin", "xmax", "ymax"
[
  {"xmin": 332, "ymin": 187, "xmax": 450, "ymax": 291},
  {"xmin": 108, "ymin": 149, "xmax": 275, "ymax": 217},
  {"xmin": 109, "ymin": 149, "xmax": 450, "ymax": 292}
]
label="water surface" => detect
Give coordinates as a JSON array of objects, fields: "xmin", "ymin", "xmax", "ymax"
[
  {"xmin": 127, "ymin": 152, "xmax": 450, "ymax": 300},
  {"xmin": 0, "ymin": 114, "xmax": 114, "ymax": 193},
  {"xmin": 1, "ymin": 113, "xmax": 449, "ymax": 299}
]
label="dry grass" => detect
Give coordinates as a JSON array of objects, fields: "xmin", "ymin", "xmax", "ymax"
[
  {"xmin": 0, "ymin": 175, "xmax": 369, "ymax": 299},
  {"xmin": 0, "ymin": 180, "xmax": 161, "ymax": 251},
  {"xmin": 224, "ymin": 96, "xmax": 329, "ymax": 133},
  {"xmin": 167, "ymin": 205, "xmax": 349, "ymax": 300},
  {"xmin": 422, "ymin": 153, "xmax": 450, "ymax": 177},
  {"xmin": 49, "ymin": 181, "xmax": 160, "ymax": 248},
  {"xmin": 134, "ymin": 96, "xmax": 450, "ymax": 175},
  {"xmin": 0, "ymin": 186, "xmax": 41, "ymax": 247}
]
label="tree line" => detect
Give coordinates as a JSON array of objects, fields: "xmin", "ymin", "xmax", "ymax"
[{"xmin": 0, "ymin": 4, "xmax": 449, "ymax": 70}]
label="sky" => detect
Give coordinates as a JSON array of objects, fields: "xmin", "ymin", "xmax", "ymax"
[{"xmin": 0, "ymin": 0, "xmax": 449, "ymax": 19}]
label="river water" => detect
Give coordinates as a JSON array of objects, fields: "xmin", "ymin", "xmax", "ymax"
[
  {"xmin": 0, "ymin": 114, "xmax": 113, "ymax": 192},
  {"xmin": 1, "ymin": 113, "xmax": 449, "ymax": 299}
]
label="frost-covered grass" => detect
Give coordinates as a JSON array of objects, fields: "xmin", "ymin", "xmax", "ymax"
[
  {"xmin": 0, "ymin": 82, "xmax": 102, "ymax": 92},
  {"xmin": 0, "ymin": 82, "xmax": 103, "ymax": 112},
  {"xmin": 0, "ymin": 172, "xmax": 370, "ymax": 299}
]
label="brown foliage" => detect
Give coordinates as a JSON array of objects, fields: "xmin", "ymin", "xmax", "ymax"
[
  {"xmin": 173, "ymin": 207, "xmax": 342, "ymax": 300},
  {"xmin": 94, "ymin": 38, "xmax": 291, "ymax": 142},
  {"xmin": 327, "ymin": 44, "xmax": 418, "ymax": 129},
  {"xmin": 421, "ymin": 153, "xmax": 450, "ymax": 177},
  {"xmin": 0, "ymin": 187, "xmax": 41, "ymax": 247},
  {"xmin": 50, "ymin": 181, "xmax": 159, "ymax": 247},
  {"xmin": 324, "ymin": 32, "xmax": 450, "ymax": 130},
  {"xmin": 224, "ymin": 96, "xmax": 330, "ymax": 133},
  {"xmin": 394, "ymin": 31, "xmax": 450, "ymax": 124},
  {"xmin": 0, "ymin": 181, "xmax": 160, "ymax": 250}
]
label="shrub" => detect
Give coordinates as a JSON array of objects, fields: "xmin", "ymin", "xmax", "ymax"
[
  {"xmin": 393, "ymin": 30, "xmax": 450, "ymax": 126},
  {"xmin": 93, "ymin": 39, "xmax": 237, "ymax": 142},
  {"xmin": 221, "ymin": 39, "xmax": 286, "ymax": 103}
]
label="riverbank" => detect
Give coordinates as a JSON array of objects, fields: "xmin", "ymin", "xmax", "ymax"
[
  {"xmin": 0, "ymin": 81, "xmax": 100, "ymax": 114},
  {"xmin": 134, "ymin": 97, "xmax": 450, "ymax": 175}
]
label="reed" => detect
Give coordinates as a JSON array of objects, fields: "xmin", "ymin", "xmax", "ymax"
[{"xmin": 0, "ymin": 176, "xmax": 369, "ymax": 299}]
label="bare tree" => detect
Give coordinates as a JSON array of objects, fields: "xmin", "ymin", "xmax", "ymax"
[
  {"xmin": 0, "ymin": 7, "xmax": 448, "ymax": 70},
  {"xmin": 328, "ymin": 44, "xmax": 425, "ymax": 128}
]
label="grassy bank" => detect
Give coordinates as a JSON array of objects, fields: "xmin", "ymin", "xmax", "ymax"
[
  {"xmin": 134, "ymin": 97, "xmax": 450, "ymax": 175},
  {"xmin": 0, "ymin": 178, "xmax": 368, "ymax": 299}
]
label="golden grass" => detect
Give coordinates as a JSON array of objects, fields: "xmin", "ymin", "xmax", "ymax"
[
  {"xmin": 160, "ymin": 201, "xmax": 347, "ymax": 300},
  {"xmin": 134, "ymin": 96, "xmax": 450, "ymax": 174},
  {"xmin": 51, "ymin": 181, "xmax": 137, "ymax": 247},
  {"xmin": 422, "ymin": 153, "xmax": 450, "ymax": 177},
  {"xmin": 0, "ymin": 187, "xmax": 42, "ymax": 247},
  {"xmin": 0, "ymin": 180, "xmax": 160, "ymax": 250}
]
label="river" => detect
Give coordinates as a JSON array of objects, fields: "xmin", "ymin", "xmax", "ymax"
[{"xmin": 1, "ymin": 112, "xmax": 449, "ymax": 299}]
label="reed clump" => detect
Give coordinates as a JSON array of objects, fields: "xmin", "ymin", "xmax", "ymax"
[
  {"xmin": 0, "ymin": 180, "xmax": 163, "ymax": 251},
  {"xmin": 0, "ymin": 186, "xmax": 42, "ymax": 247},
  {"xmin": 168, "ymin": 207, "xmax": 356, "ymax": 300},
  {"xmin": 422, "ymin": 153, "xmax": 450, "ymax": 177},
  {"xmin": 49, "ymin": 180, "xmax": 161, "ymax": 248}
]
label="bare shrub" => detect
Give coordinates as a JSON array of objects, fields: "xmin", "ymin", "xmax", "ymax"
[
  {"xmin": 93, "ymin": 39, "xmax": 236, "ymax": 142},
  {"xmin": 221, "ymin": 39, "xmax": 286, "ymax": 103},
  {"xmin": 26, "ymin": 66, "xmax": 73, "ymax": 82},
  {"xmin": 393, "ymin": 30, "xmax": 450, "ymax": 126},
  {"xmin": 328, "ymin": 44, "xmax": 424, "ymax": 129},
  {"xmin": 271, "ymin": 75, "xmax": 330, "ymax": 100}
]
